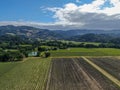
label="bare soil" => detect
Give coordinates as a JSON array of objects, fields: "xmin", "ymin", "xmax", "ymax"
[
  {"xmin": 45, "ymin": 58, "xmax": 119, "ymax": 90},
  {"xmin": 89, "ymin": 57, "xmax": 120, "ymax": 80}
]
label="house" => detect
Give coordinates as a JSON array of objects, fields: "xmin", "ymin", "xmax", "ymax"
[{"xmin": 28, "ymin": 52, "xmax": 38, "ymax": 57}]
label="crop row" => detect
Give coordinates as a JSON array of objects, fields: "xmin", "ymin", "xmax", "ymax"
[
  {"xmin": 45, "ymin": 58, "xmax": 119, "ymax": 90},
  {"xmin": 88, "ymin": 57, "xmax": 120, "ymax": 80},
  {"xmin": 0, "ymin": 57, "xmax": 51, "ymax": 90}
]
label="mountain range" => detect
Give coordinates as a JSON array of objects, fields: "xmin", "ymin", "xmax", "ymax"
[{"xmin": 0, "ymin": 25, "xmax": 120, "ymax": 40}]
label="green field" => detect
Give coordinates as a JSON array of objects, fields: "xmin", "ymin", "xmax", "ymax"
[
  {"xmin": 60, "ymin": 40, "xmax": 100, "ymax": 45},
  {"xmin": 50, "ymin": 48, "xmax": 120, "ymax": 57},
  {"xmin": 0, "ymin": 57, "xmax": 51, "ymax": 90}
]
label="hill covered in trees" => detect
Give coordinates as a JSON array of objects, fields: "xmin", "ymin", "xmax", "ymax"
[{"xmin": 1, "ymin": 25, "xmax": 120, "ymax": 40}]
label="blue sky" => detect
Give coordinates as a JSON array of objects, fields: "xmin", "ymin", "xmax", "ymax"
[
  {"xmin": 0, "ymin": 0, "xmax": 120, "ymax": 30},
  {"xmin": 0, "ymin": 0, "xmax": 93, "ymax": 22}
]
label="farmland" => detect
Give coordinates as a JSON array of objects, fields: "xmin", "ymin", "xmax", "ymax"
[
  {"xmin": 0, "ymin": 57, "xmax": 51, "ymax": 90},
  {"xmin": 88, "ymin": 57, "xmax": 120, "ymax": 80},
  {"xmin": 1, "ymin": 13, "xmax": 120, "ymax": 90},
  {"xmin": 51, "ymin": 48, "xmax": 120, "ymax": 57},
  {"xmin": 0, "ymin": 49, "xmax": 120, "ymax": 90},
  {"xmin": 45, "ymin": 58, "xmax": 119, "ymax": 90}
]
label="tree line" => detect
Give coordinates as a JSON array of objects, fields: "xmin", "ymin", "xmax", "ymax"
[{"xmin": 1, "ymin": 34, "xmax": 120, "ymax": 62}]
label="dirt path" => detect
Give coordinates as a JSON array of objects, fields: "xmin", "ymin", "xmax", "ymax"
[
  {"xmin": 45, "ymin": 61, "xmax": 52, "ymax": 90},
  {"xmin": 82, "ymin": 56, "xmax": 120, "ymax": 88}
]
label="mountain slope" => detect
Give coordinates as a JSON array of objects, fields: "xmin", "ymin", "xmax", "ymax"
[{"xmin": 0, "ymin": 25, "xmax": 120, "ymax": 40}]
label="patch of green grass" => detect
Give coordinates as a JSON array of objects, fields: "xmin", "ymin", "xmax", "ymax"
[
  {"xmin": 60, "ymin": 40, "xmax": 100, "ymax": 45},
  {"xmin": 0, "ymin": 62, "xmax": 19, "ymax": 77},
  {"xmin": 83, "ymin": 42, "xmax": 100, "ymax": 45},
  {"xmin": 0, "ymin": 57, "xmax": 51, "ymax": 90},
  {"xmin": 94, "ymin": 48, "xmax": 120, "ymax": 56},
  {"xmin": 50, "ymin": 48, "xmax": 120, "ymax": 57},
  {"xmin": 5, "ymin": 49, "xmax": 19, "ymax": 52},
  {"xmin": 19, "ymin": 44, "xmax": 32, "ymax": 47}
]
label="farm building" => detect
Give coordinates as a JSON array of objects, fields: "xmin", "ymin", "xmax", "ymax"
[{"xmin": 28, "ymin": 52, "xmax": 38, "ymax": 57}]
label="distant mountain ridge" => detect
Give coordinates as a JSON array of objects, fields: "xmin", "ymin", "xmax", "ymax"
[{"xmin": 0, "ymin": 25, "xmax": 120, "ymax": 40}]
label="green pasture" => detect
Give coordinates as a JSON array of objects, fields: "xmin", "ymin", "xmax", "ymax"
[
  {"xmin": 0, "ymin": 57, "xmax": 51, "ymax": 90},
  {"xmin": 60, "ymin": 40, "xmax": 100, "ymax": 45},
  {"xmin": 50, "ymin": 48, "xmax": 120, "ymax": 57}
]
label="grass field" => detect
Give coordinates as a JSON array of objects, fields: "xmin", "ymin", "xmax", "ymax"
[
  {"xmin": 50, "ymin": 48, "xmax": 120, "ymax": 57},
  {"xmin": 0, "ymin": 57, "xmax": 51, "ymax": 90}
]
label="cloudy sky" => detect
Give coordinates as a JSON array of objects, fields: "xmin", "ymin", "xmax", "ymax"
[{"xmin": 0, "ymin": 0, "xmax": 120, "ymax": 30}]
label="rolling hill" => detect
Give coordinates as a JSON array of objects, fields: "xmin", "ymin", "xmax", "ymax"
[{"xmin": 0, "ymin": 25, "xmax": 120, "ymax": 41}]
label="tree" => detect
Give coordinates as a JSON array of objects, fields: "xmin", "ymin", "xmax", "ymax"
[
  {"xmin": 38, "ymin": 46, "xmax": 47, "ymax": 52},
  {"xmin": 44, "ymin": 52, "xmax": 51, "ymax": 58},
  {"xmin": 40, "ymin": 51, "xmax": 51, "ymax": 58},
  {"xmin": 85, "ymin": 44, "xmax": 98, "ymax": 48}
]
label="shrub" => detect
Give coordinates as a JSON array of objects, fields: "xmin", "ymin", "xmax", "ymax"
[
  {"xmin": 40, "ymin": 51, "xmax": 51, "ymax": 58},
  {"xmin": 44, "ymin": 52, "xmax": 51, "ymax": 58}
]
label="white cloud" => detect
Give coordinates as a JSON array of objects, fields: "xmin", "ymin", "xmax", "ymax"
[
  {"xmin": 0, "ymin": 21, "xmax": 84, "ymax": 30},
  {"xmin": 46, "ymin": 0, "xmax": 120, "ymax": 30},
  {"xmin": 1, "ymin": 0, "xmax": 120, "ymax": 30}
]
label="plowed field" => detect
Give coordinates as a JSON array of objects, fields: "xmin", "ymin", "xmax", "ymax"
[{"xmin": 45, "ymin": 58, "xmax": 119, "ymax": 90}]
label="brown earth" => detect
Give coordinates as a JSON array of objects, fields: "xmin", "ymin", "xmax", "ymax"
[
  {"xmin": 89, "ymin": 57, "xmax": 120, "ymax": 80},
  {"xmin": 45, "ymin": 58, "xmax": 119, "ymax": 90}
]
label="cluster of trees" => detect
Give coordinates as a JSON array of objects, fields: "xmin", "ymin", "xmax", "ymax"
[
  {"xmin": 37, "ymin": 40, "xmax": 120, "ymax": 49},
  {"xmin": 0, "ymin": 35, "xmax": 35, "ymax": 62},
  {"xmin": 69, "ymin": 33, "xmax": 113, "ymax": 43},
  {"xmin": 42, "ymin": 40, "xmax": 68, "ymax": 49},
  {"xmin": 98, "ymin": 43, "xmax": 120, "ymax": 48},
  {"xmin": 0, "ymin": 50, "xmax": 24, "ymax": 62}
]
